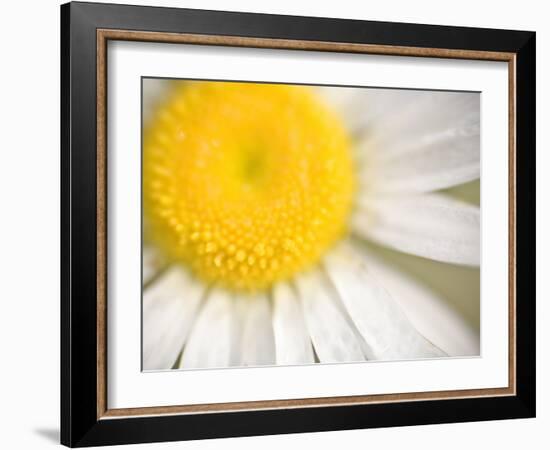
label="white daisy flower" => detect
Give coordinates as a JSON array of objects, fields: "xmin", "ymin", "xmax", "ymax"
[{"xmin": 142, "ymin": 80, "xmax": 480, "ymax": 371}]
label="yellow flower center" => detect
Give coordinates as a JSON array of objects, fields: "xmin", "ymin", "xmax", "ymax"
[{"xmin": 144, "ymin": 81, "xmax": 355, "ymax": 292}]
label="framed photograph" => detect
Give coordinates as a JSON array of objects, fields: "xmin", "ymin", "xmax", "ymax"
[{"xmin": 60, "ymin": 1, "xmax": 535, "ymax": 447}]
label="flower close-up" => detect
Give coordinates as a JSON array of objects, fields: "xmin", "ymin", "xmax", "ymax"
[{"xmin": 142, "ymin": 79, "xmax": 480, "ymax": 371}]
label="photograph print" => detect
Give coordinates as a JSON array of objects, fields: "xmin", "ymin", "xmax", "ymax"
[{"xmin": 141, "ymin": 78, "xmax": 481, "ymax": 371}]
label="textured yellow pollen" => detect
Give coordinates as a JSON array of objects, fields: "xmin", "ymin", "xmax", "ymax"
[{"xmin": 144, "ymin": 81, "xmax": 355, "ymax": 292}]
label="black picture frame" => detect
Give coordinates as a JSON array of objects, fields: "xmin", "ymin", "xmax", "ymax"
[{"xmin": 61, "ymin": 1, "xmax": 535, "ymax": 447}]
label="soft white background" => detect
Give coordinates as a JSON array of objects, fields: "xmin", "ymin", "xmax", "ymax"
[{"xmin": 0, "ymin": 0, "xmax": 545, "ymax": 448}]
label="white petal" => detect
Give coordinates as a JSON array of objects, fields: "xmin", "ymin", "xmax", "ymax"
[
  {"xmin": 295, "ymin": 269, "xmax": 365, "ymax": 363},
  {"xmin": 316, "ymin": 86, "xmax": 414, "ymax": 136},
  {"xmin": 354, "ymin": 193, "xmax": 480, "ymax": 266},
  {"xmin": 272, "ymin": 283, "xmax": 315, "ymax": 365},
  {"xmin": 363, "ymin": 91, "xmax": 480, "ymax": 158},
  {"xmin": 142, "ymin": 266, "xmax": 204, "ymax": 370},
  {"xmin": 179, "ymin": 288, "xmax": 238, "ymax": 369},
  {"xmin": 239, "ymin": 294, "xmax": 276, "ymax": 366},
  {"xmin": 354, "ymin": 249, "xmax": 479, "ymax": 356},
  {"xmin": 357, "ymin": 90, "xmax": 480, "ymax": 193},
  {"xmin": 142, "ymin": 78, "xmax": 171, "ymax": 124},
  {"xmin": 142, "ymin": 245, "xmax": 165, "ymax": 285},
  {"xmin": 325, "ymin": 243, "xmax": 446, "ymax": 360}
]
